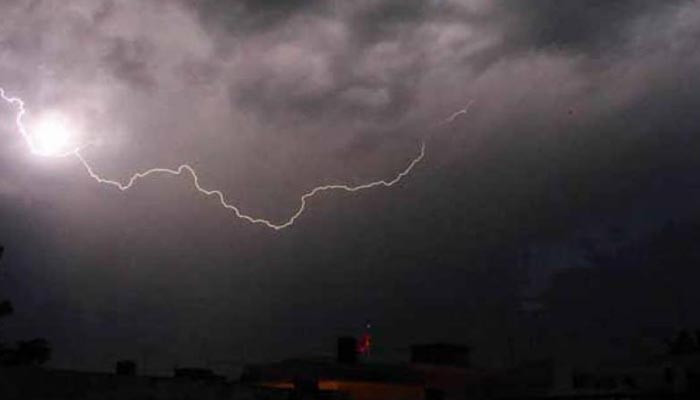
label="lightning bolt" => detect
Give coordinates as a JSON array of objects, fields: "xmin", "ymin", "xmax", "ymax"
[
  {"xmin": 1, "ymin": 87, "xmax": 472, "ymax": 231},
  {"xmin": 440, "ymin": 100, "xmax": 475, "ymax": 126}
]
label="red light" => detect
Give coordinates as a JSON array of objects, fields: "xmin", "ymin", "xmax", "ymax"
[{"xmin": 357, "ymin": 333, "xmax": 372, "ymax": 355}]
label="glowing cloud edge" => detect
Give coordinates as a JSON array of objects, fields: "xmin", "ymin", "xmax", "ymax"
[{"xmin": 1, "ymin": 86, "xmax": 472, "ymax": 231}]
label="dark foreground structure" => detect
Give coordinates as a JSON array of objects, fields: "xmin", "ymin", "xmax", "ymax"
[
  {"xmin": 241, "ymin": 340, "xmax": 700, "ymax": 400},
  {"xmin": 0, "ymin": 365, "xmax": 344, "ymax": 400},
  {"xmin": 3, "ymin": 339, "xmax": 700, "ymax": 399}
]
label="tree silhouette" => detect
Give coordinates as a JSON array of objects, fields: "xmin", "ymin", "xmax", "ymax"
[{"xmin": 0, "ymin": 243, "xmax": 52, "ymax": 366}]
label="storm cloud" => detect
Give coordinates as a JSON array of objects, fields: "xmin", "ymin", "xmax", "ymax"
[{"xmin": 1, "ymin": 0, "xmax": 700, "ymax": 371}]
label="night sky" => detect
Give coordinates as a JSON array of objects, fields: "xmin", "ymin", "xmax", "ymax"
[{"xmin": 2, "ymin": 0, "xmax": 700, "ymax": 374}]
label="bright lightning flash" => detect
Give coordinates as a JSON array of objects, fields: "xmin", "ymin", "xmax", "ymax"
[
  {"xmin": 1, "ymin": 86, "xmax": 472, "ymax": 231},
  {"xmin": 30, "ymin": 112, "xmax": 76, "ymax": 157}
]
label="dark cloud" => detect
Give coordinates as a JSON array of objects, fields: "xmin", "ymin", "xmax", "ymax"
[
  {"xmin": 538, "ymin": 221, "xmax": 700, "ymax": 360},
  {"xmin": 502, "ymin": 1, "xmax": 686, "ymax": 52},
  {"xmin": 102, "ymin": 37, "xmax": 158, "ymax": 91},
  {"xmin": 194, "ymin": 0, "xmax": 324, "ymax": 34}
]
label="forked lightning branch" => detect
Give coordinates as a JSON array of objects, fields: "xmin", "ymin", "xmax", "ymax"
[{"xmin": 1, "ymin": 87, "xmax": 471, "ymax": 231}]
